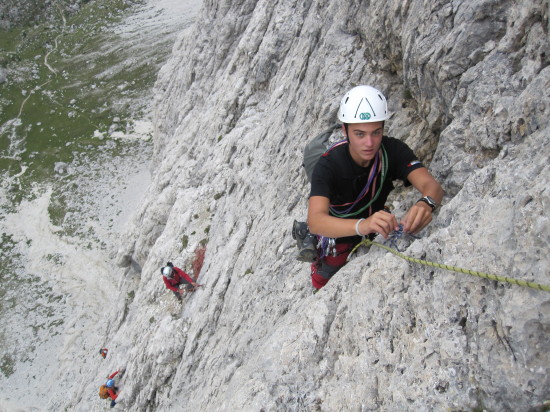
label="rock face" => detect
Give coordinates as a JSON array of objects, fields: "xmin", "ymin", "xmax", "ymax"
[{"xmin": 82, "ymin": 0, "xmax": 549, "ymax": 411}]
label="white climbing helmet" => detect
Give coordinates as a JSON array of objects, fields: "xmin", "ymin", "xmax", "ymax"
[
  {"xmin": 337, "ymin": 85, "xmax": 389, "ymax": 123},
  {"xmin": 162, "ymin": 266, "xmax": 173, "ymax": 278}
]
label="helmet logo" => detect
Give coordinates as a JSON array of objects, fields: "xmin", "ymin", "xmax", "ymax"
[{"xmin": 359, "ymin": 112, "xmax": 371, "ymax": 120}]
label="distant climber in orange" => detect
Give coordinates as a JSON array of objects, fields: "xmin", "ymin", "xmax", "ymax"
[{"xmin": 99, "ymin": 370, "xmax": 121, "ymax": 408}]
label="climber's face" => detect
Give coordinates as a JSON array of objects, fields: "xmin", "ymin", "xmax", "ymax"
[{"xmin": 344, "ymin": 121, "xmax": 384, "ymax": 167}]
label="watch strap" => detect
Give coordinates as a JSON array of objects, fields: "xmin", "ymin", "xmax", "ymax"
[{"xmin": 417, "ymin": 196, "xmax": 436, "ymax": 211}]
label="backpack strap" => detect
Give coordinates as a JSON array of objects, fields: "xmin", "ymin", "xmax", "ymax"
[{"xmin": 302, "ymin": 123, "xmax": 341, "ymax": 182}]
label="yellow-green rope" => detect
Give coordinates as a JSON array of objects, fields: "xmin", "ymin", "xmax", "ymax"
[{"xmin": 348, "ymin": 238, "xmax": 550, "ymax": 292}]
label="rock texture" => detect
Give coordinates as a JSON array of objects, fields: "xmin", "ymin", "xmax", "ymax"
[{"xmin": 74, "ymin": 0, "xmax": 549, "ymax": 411}]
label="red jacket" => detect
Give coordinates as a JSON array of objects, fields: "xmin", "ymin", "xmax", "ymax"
[
  {"xmin": 108, "ymin": 388, "xmax": 118, "ymax": 400},
  {"xmin": 163, "ymin": 267, "xmax": 194, "ymax": 292},
  {"xmin": 106, "ymin": 370, "xmax": 119, "ymax": 400}
]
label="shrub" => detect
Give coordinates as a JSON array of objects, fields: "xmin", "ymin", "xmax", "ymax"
[{"xmin": 181, "ymin": 235, "xmax": 189, "ymax": 249}]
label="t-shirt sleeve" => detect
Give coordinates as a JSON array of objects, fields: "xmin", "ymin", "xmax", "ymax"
[
  {"xmin": 385, "ymin": 138, "xmax": 425, "ymax": 185},
  {"xmin": 309, "ymin": 157, "xmax": 334, "ymax": 198}
]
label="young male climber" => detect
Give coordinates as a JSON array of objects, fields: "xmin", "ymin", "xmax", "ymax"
[
  {"xmin": 160, "ymin": 261, "xmax": 199, "ymax": 300},
  {"xmin": 300, "ymin": 85, "xmax": 444, "ymax": 290}
]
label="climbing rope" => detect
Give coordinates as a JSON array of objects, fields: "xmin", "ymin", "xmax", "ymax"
[
  {"xmin": 348, "ymin": 226, "xmax": 550, "ymax": 292},
  {"xmin": 329, "ymin": 145, "xmax": 389, "ymax": 218}
]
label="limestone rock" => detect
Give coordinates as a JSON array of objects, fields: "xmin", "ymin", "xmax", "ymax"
[{"xmin": 87, "ymin": 0, "xmax": 549, "ymax": 411}]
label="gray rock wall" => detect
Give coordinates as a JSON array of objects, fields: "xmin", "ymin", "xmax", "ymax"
[{"xmin": 98, "ymin": 0, "xmax": 549, "ymax": 411}]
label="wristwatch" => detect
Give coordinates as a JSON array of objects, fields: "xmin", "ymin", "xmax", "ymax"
[{"xmin": 417, "ymin": 196, "xmax": 437, "ymax": 212}]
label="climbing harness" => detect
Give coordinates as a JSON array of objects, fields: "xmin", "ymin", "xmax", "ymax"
[{"xmin": 348, "ymin": 226, "xmax": 550, "ymax": 292}]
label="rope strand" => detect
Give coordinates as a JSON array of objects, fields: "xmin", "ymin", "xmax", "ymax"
[{"xmin": 348, "ymin": 229, "xmax": 550, "ymax": 292}]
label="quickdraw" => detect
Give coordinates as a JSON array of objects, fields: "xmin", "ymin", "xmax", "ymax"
[{"xmin": 318, "ymin": 236, "xmax": 337, "ymax": 259}]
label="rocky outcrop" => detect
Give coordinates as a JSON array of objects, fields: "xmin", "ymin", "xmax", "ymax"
[{"xmin": 99, "ymin": 0, "xmax": 548, "ymax": 411}]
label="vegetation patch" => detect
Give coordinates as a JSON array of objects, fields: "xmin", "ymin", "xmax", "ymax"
[
  {"xmin": 0, "ymin": 353, "xmax": 15, "ymax": 377},
  {"xmin": 181, "ymin": 235, "xmax": 189, "ymax": 249},
  {"xmin": 1, "ymin": 0, "xmax": 154, "ymax": 202}
]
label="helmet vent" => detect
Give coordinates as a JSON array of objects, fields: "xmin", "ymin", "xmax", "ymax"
[
  {"xmin": 354, "ymin": 98, "xmax": 363, "ymax": 118},
  {"xmin": 364, "ymin": 97, "xmax": 376, "ymax": 116}
]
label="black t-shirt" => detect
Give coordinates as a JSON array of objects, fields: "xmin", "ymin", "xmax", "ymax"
[{"xmin": 309, "ymin": 136, "xmax": 424, "ymax": 242}]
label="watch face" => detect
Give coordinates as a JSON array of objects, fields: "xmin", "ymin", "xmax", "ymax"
[
  {"xmin": 417, "ymin": 196, "xmax": 436, "ymax": 210},
  {"xmin": 424, "ymin": 197, "xmax": 437, "ymax": 211}
]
